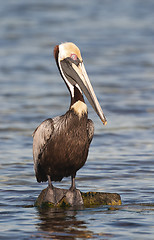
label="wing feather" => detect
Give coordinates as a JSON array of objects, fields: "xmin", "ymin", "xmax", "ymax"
[
  {"xmin": 87, "ymin": 119, "xmax": 94, "ymax": 144},
  {"xmin": 32, "ymin": 119, "xmax": 54, "ymax": 181}
]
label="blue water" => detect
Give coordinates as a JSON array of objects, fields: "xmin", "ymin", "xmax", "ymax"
[{"xmin": 0, "ymin": 0, "xmax": 154, "ymax": 239}]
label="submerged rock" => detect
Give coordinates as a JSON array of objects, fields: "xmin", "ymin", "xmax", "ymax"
[{"xmin": 35, "ymin": 187, "xmax": 121, "ymax": 208}]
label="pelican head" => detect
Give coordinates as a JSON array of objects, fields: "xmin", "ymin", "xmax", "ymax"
[{"xmin": 54, "ymin": 42, "xmax": 107, "ymax": 125}]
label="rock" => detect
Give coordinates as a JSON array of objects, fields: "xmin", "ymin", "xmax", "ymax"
[
  {"xmin": 34, "ymin": 187, "xmax": 121, "ymax": 208},
  {"xmin": 82, "ymin": 191, "xmax": 121, "ymax": 207}
]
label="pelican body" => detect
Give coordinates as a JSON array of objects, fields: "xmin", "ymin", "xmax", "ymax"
[{"xmin": 33, "ymin": 42, "xmax": 107, "ymax": 192}]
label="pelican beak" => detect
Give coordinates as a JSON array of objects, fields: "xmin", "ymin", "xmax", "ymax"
[
  {"xmin": 60, "ymin": 58, "xmax": 107, "ymax": 125},
  {"xmin": 71, "ymin": 62, "xmax": 107, "ymax": 125},
  {"xmin": 56, "ymin": 42, "xmax": 107, "ymax": 125}
]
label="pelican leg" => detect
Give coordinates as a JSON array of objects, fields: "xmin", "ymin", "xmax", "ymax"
[
  {"xmin": 47, "ymin": 175, "xmax": 54, "ymax": 189},
  {"xmin": 44, "ymin": 175, "xmax": 57, "ymax": 204},
  {"xmin": 69, "ymin": 174, "xmax": 76, "ymax": 191}
]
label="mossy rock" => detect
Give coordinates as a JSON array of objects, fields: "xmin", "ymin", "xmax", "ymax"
[
  {"xmin": 82, "ymin": 191, "xmax": 121, "ymax": 207},
  {"xmin": 35, "ymin": 187, "xmax": 121, "ymax": 208}
]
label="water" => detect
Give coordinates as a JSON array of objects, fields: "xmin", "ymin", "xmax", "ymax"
[{"xmin": 0, "ymin": 0, "xmax": 154, "ymax": 239}]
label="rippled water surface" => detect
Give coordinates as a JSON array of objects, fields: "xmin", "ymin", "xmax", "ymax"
[{"xmin": 0, "ymin": 0, "xmax": 154, "ymax": 239}]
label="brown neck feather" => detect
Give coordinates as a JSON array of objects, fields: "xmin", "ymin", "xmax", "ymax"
[{"xmin": 70, "ymin": 86, "xmax": 85, "ymax": 107}]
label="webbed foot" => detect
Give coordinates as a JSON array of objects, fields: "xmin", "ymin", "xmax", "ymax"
[
  {"xmin": 66, "ymin": 188, "xmax": 83, "ymax": 206},
  {"xmin": 43, "ymin": 175, "xmax": 83, "ymax": 206},
  {"xmin": 44, "ymin": 186, "xmax": 67, "ymax": 205},
  {"xmin": 43, "ymin": 175, "xmax": 66, "ymax": 205},
  {"xmin": 64, "ymin": 174, "xmax": 83, "ymax": 206}
]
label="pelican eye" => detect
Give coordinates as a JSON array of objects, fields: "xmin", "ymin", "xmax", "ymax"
[
  {"xmin": 70, "ymin": 54, "xmax": 78, "ymax": 61},
  {"xmin": 69, "ymin": 54, "xmax": 81, "ymax": 66}
]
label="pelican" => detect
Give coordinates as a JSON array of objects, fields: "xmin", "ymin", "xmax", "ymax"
[{"xmin": 33, "ymin": 42, "xmax": 107, "ymax": 204}]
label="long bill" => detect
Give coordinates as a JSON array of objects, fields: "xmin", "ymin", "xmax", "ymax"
[{"xmin": 71, "ymin": 62, "xmax": 107, "ymax": 125}]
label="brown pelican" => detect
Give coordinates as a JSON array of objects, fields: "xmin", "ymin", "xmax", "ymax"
[{"xmin": 33, "ymin": 42, "xmax": 107, "ymax": 204}]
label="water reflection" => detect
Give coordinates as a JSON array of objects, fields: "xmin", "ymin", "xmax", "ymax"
[{"xmin": 36, "ymin": 208, "xmax": 94, "ymax": 239}]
